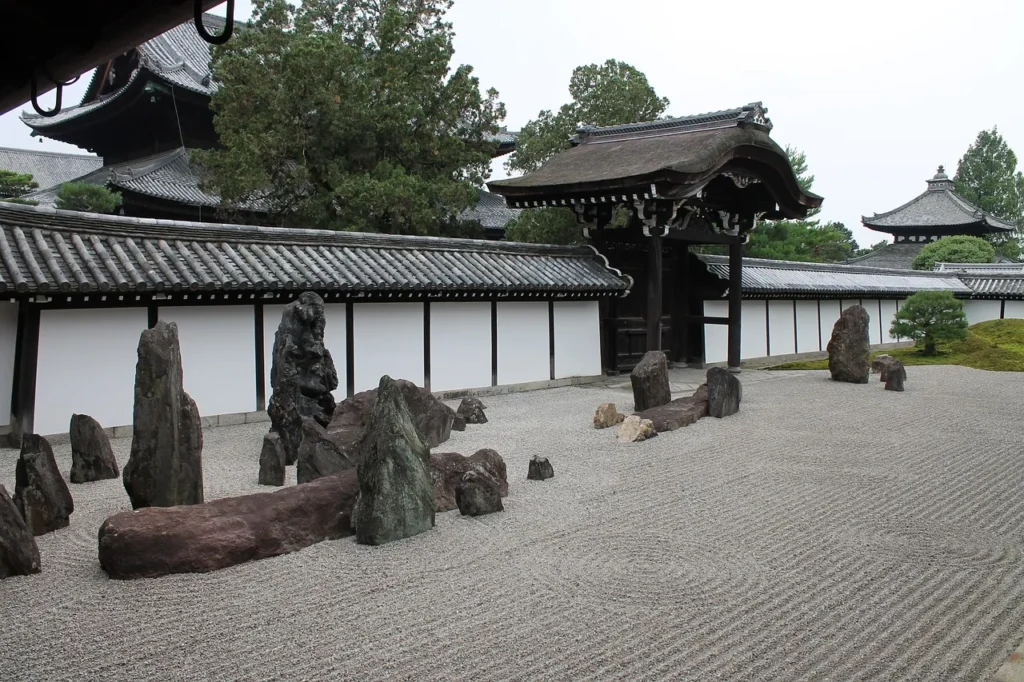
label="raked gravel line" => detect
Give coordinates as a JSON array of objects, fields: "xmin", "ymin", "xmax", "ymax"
[{"xmin": 2, "ymin": 365, "xmax": 1024, "ymax": 681}]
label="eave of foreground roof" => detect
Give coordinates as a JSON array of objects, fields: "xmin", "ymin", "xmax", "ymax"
[{"xmin": 0, "ymin": 202, "xmax": 631, "ymax": 298}]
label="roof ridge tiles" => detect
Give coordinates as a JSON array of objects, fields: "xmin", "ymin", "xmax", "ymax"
[{"xmin": 0, "ymin": 146, "xmax": 101, "ymax": 160}]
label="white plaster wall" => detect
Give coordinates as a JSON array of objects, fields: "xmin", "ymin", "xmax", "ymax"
[
  {"xmin": 819, "ymin": 300, "xmax": 842, "ymax": 350},
  {"xmin": 35, "ymin": 308, "xmax": 147, "ymax": 436},
  {"xmin": 767, "ymin": 300, "xmax": 796, "ymax": 356},
  {"xmin": 553, "ymin": 301, "xmax": 602, "ymax": 379},
  {"xmin": 160, "ymin": 306, "xmax": 257, "ymax": 417},
  {"xmin": 353, "ymin": 303, "xmax": 423, "ymax": 393},
  {"xmin": 861, "ymin": 299, "xmax": 882, "ymax": 345},
  {"xmin": 964, "ymin": 300, "xmax": 1002, "ymax": 326},
  {"xmin": 430, "ymin": 302, "xmax": 491, "ymax": 392},
  {"xmin": 1004, "ymin": 301, "xmax": 1024, "ymax": 319},
  {"xmin": 703, "ymin": 300, "xmax": 728, "ymax": 364},
  {"xmin": 497, "ymin": 301, "xmax": 549, "ymax": 385},
  {"xmin": 880, "ymin": 300, "xmax": 900, "ymax": 342},
  {"xmin": 795, "ymin": 301, "xmax": 820, "ymax": 354},
  {"xmin": 741, "ymin": 300, "xmax": 768, "ymax": 360},
  {"xmin": 0, "ymin": 302, "xmax": 19, "ymax": 427},
  {"xmin": 263, "ymin": 303, "xmax": 347, "ymax": 402}
]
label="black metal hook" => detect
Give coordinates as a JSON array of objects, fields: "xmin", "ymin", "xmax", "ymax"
[
  {"xmin": 195, "ymin": 0, "xmax": 235, "ymax": 45},
  {"xmin": 29, "ymin": 76, "xmax": 63, "ymax": 118}
]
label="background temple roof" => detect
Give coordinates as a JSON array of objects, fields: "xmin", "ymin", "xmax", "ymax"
[{"xmin": 0, "ymin": 147, "xmax": 103, "ymax": 193}]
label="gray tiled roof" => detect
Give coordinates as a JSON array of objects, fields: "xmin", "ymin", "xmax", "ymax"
[
  {"xmin": 844, "ymin": 242, "xmax": 923, "ymax": 270},
  {"xmin": 934, "ymin": 262, "xmax": 1024, "ymax": 274},
  {"xmin": 0, "ymin": 147, "xmax": 103, "ymax": 193},
  {"xmin": 862, "ymin": 174, "xmax": 1016, "ymax": 233},
  {"xmin": 575, "ymin": 102, "xmax": 773, "ymax": 140},
  {"xmin": 0, "ymin": 203, "xmax": 631, "ymax": 297},
  {"xmin": 699, "ymin": 254, "xmax": 971, "ymax": 298},
  {"xmin": 461, "ymin": 190, "xmax": 520, "ymax": 232},
  {"xmin": 959, "ymin": 276, "xmax": 1024, "ymax": 299}
]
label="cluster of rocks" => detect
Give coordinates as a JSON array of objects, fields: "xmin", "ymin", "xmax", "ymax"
[
  {"xmin": 593, "ymin": 351, "xmax": 743, "ymax": 443},
  {"xmin": 827, "ymin": 305, "xmax": 907, "ymax": 392}
]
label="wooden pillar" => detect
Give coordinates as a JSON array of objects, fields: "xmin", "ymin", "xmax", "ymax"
[
  {"xmin": 647, "ymin": 231, "xmax": 663, "ymax": 351},
  {"xmin": 10, "ymin": 302, "xmax": 40, "ymax": 442},
  {"xmin": 727, "ymin": 240, "xmax": 742, "ymax": 372}
]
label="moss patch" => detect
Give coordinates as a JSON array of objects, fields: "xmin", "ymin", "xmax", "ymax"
[{"xmin": 765, "ymin": 319, "xmax": 1024, "ymax": 372}]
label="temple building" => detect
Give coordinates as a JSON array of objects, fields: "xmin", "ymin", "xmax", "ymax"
[
  {"xmin": 851, "ymin": 166, "xmax": 1017, "ymax": 270},
  {"xmin": 11, "ymin": 15, "xmax": 518, "ymax": 231}
]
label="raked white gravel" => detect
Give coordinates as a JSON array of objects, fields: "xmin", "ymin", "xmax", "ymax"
[{"xmin": 2, "ymin": 365, "xmax": 1024, "ymax": 681}]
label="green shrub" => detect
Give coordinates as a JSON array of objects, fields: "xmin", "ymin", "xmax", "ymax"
[
  {"xmin": 911, "ymin": 235, "xmax": 995, "ymax": 270},
  {"xmin": 54, "ymin": 182, "xmax": 122, "ymax": 214},
  {"xmin": 890, "ymin": 291, "xmax": 969, "ymax": 355}
]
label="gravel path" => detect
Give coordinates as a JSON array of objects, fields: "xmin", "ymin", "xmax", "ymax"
[{"xmin": 2, "ymin": 365, "xmax": 1024, "ymax": 681}]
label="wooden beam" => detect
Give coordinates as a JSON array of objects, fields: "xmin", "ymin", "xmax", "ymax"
[
  {"xmin": 727, "ymin": 241, "xmax": 742, "ymax": 372},
  {"xmin": 10, "ymin": 303, "xmax": 40, "ymax": 441},
  {"xmin": 647, "ymin": 232, "xmax": 663, "ymax": 351}
]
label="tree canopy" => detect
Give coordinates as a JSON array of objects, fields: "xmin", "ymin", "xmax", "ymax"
[
  {"xmin": 911, "ymin": 235, "xmax": 995, "ymax": 271},
  {"xmin": 503, "ymin": 59, "xmax": 668, "ymax": 245},
  {"xmin": 54, "ymin": 183, "xmax": 122, "ymax": 214},
  {"xmin": 890, "ymin": 291, "xmax": 969, "ymax": 355},
  {"xmin": 0, "ymin": 170, "xmax": 38, "ymax": 200},
  {"xmin": 954, "ymin": 127, "xmax": 1024, "ymax": 260},
  {"xmin": 196, "ymin": 0, "xmax": 505, "ymax": 236}
]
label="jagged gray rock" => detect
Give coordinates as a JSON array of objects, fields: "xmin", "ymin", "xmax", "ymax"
[
  {"xmin": 122, "ymin": 321, "xmax": 204, "ymax": 509},
  {"xmin": 258, "ymin": 433, "xmax": 286, "ymax": 486},
  {"xmin": 707, "ymin": 367, "xmax": 742, "ymax": 418},
  {"xmin": 296, "ymin": 417, "xmax": 356, "ymax": 484},
  {"xmin": 267, "ymin": 292, "xmax": 339, "ymax": 466},
  {"xmin": 827, "ymin": 306, "xmax": 871, "ymax": 384},
  {"xmin": 15, "ymin": 434, "xmax": 74, "ymax": 536},
  {"xmin": 456, "ymin": 397, "xmax": 488, "ymax": 425},
  {"xmin": 430, "ymin": 449, "xmax": 508, "ymax": 513},
  {"xmin": 630, "ymin": 351, "xmax": 671, "ymax": 411},
  {"xmin": 351, "ymin": 376, "xmax": 436, "ymax": 546},
  {"xmin": 527, "ymin": 456, "xmax": 554, "ymax": 481},
  {"xmin": 69, "ymin": 414, "xmax": 119, "ymax": 484},
  {"xmin": 455, "ymin": 470, "xmax": 504, "ymax": 517},
  {"xmin": 0, "ymin": 484, "xmax": 41, "ymax": 579}
]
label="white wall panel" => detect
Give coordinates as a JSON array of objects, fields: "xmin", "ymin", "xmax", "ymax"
[
  {"xmin": 353, "ymin": 303, "xmax": 423, "ymax": 393},
  {"xmin": 0, "ymin": 303, "xmax": 17, "ymax": 427},
  {"xmin": 430, "ymin": 302, "xmax": 491, "ymax": 392},
  {"xmin": 160, "ymin": 306, "xmax": 257, "ymax": 417},
  {"xmin": 767, "ymin": 300, "xmax": 796, "ymax": 356},
  {"xmin": 964, "ymin": 300, "xmax": 1002, "ymax": 326},
  {"xmin": 819, "ymin": 300, "xmax": 842, "ymax": 350},
  {"xmin": 703, "ymin": 300, "xmax": 728, "ymax": 364},
  {"xmin": 880, "ymin": 300, "xmax": 899, "ymax": 342},
  {"xmin": 861, "ymin": 299, "xmax": 882, "ymax": 345},
  {"xmin": 795, "ymin": 301, "xmax": 819, "ymax": 354},
  {"xmin": 741, "ymin": 300, "xmax": 768, "ymax": 360},
  {"xmin": 36, "ymin": 308, "xmax": 147, "ymax": 436},
  {"xmin": 497, "ymin": 301, "xmax": 549, "ymax": 385},
  {"xmin": 263, "ymin": 303, "xmax": 348, "ymax": 402},
  {"xmin": 553, "ymin": 301, "xmax": 601, "ymax": 379},
  {"xmin": 1004, "ymin": 301, "xmax": 1024, "ymax": 319}
]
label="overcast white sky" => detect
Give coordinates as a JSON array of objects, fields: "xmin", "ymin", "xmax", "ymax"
[{"xmin": 2, "ymin": 0, "xmax": 1021, "ymax": 248}]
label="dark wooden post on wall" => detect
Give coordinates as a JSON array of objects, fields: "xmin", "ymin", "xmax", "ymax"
[
  {"xmin": 647, "ymin": 231, "xmax": 663, "ymax": 351},
  {"xmin": 10, "ymin": 304, "xmax": 40, "ymax": 442},
  {"xmin": 727, "ymin": 240, "xmax": 743, "ymax": 373}
]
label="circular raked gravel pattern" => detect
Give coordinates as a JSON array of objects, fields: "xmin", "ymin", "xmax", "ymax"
[{"xmin": 3, "ymin": 365, "xmax": 1024, "ymax": 681}]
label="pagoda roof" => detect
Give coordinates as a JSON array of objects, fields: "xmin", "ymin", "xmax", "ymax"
[
  {"xmin": 487, "ymin": 103, "xmax": 821, "ymax": 219},
  {"xmin": 0, "ymin": 147, "xmax": 103, "ymax": 193},
  {"xmin": 862, "ymin": 166, "xmax": 1016, "ymax": 235},
  {"xmin": 0, "ymin": 202, "xmax": 630, "ymax": 298}
]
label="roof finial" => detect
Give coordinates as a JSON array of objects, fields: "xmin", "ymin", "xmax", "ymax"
[{"xmin": 937, "ymin": 164, "xmax": 945, "ymax": 174}]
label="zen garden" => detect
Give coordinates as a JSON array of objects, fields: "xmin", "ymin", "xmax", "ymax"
[{"xmin": 2, "ymin": 1, "xmax": 1024, "ymax": 681}]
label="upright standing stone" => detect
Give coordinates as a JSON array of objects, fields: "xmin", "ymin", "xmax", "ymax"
[
  {"xmin": 69, "ymin": 414, "xmax": 119, "ymax": 483},
  {"xmin": 827, "ymin": 305, "xmax": 871, "ymax": 384},
  {"xmin": 630, "ymin": 351, "xmax": 671, "ymax": 411},
  {"xmin": 527, "ymin": 456, "xmax": 555, "ymax": 481},
  {"xmin": 15, "ymin": 434, "xmax": 74, "ymax": 535},
  {"xmin": 268, "ymin": 292, "xmax": 339, "ymax": 466},
  {"xmin": 351, "ymin": 376, "xmax": 436, "ymax": 546},
  {"xmin": 0, "ymin": 484, "xmax": 41, "ymax": 579},
  {"xmin": 884, "ymin": 360, "xmax": 907, "ymax": 392},
  {"xmin": 123, "ymin": 321, "xmax": 204, "ymax": 509},
  {"xmin": 258, "ymin": 433, "xmax": 286, "ymax": 486},
  {"xmin": 707, "ymin": 367, "xmax": 742, "ymax": 418}
]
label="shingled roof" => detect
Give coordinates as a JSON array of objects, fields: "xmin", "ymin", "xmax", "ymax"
[
  {"xmin": 0, "ymin": 203, "xmax": 631, "ymax": 298},
  {"xmin": 698, "ymin": 254, "xmax": 971, "ymax": 299},
  {"xmin": 862, "ymin": 167, "xmax": 1016, "ymax": 235},
  {"xmin": 0, "ymin": 147, "xmax": 103, "ymax": 194}
]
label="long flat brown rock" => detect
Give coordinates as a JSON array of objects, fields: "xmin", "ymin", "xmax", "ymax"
[{"xmin": 634, "ymin": 385, "xmax": 709, "ymax": 432}]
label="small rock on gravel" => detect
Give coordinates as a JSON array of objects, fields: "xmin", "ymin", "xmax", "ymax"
[
  {"xmin": 69, "ymin": 414, "xmax": 119, "ymax": 484},
  {"xmin": 593, "ymin": 402, "xmax": 625, "ymax": 429},
  {"xmin": 456, "ymin": 397, "xmax": 488, "ymax": 425},
  {"xmin": 630, "ymin": 351, "xmax": 672, "ymax": 411},
  {"xmin": 258, "ymin": 432, "xmax": 286, "ymax": 486},
  {"xmin": 527, "ymin": 456, "xmax": 554, "ymax": 481},
  {"xmin": 707, "ymin": 367, "xmax": 742, "ymax": 418},
  {"xmin": 617, "ymin": 415, "xmax": 658, "ymax": 443},
  {"xmin": 455, "ymin": 470, "xmax": 504, "ymax": 517},
  {"xmin": 884, "ymin": 360, "xmax": 907, "ymax": 392}
]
